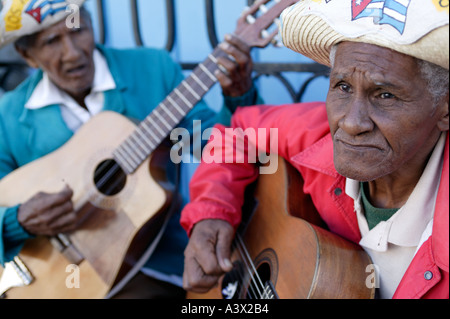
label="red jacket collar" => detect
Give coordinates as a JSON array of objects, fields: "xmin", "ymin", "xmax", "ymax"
[{"xmin": 290, "ymin": 134, "xmax": 338, "ymax": 178}]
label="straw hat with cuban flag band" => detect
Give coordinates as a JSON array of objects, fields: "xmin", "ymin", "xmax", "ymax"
[
  {"xmin": 0, "ymin": 0, "xmax": 86, "ymax": 49},
  {"xmin": 280, "ymin": 0, "xmax": 449, "ymax": 70}
]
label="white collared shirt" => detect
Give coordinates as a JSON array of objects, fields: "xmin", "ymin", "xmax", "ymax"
[
  {"xmin": 25, "ymin": 49, "xmax": 116, "ymax": 132},
  {"xmin": 345, "ymin": 133, "xmax": 446, "ymax": 299}
]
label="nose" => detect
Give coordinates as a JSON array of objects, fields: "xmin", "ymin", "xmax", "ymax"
[
  {"xmin": 61, "ymin": 35, "xmax": 82, "ymax": 62},
  {"xmin": 339, "ymin": 97, "xmax": 374, "ymax": 136}
]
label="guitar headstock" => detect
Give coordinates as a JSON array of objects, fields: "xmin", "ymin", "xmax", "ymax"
[{"xmin": 234, "ymin": 0, "xmax": 298, "ymax": 48}]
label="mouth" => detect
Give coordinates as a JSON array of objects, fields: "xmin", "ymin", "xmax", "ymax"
[
  {"xmin": 335, "ymin": 137, "xmax": 384, "ymax": 153},
  {"xmin": 65, "ymin": 64, "xmax": 88, "ymax": 77}
]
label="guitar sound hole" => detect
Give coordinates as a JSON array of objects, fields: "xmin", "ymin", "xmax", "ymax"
[{"xmin": 94, "ymin": 159, "xmax": 127, "ymax": 196}]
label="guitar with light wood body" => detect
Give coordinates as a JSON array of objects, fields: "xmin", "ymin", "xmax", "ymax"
[
  {"xmin": 0, "ymin": 112, "xmax": 175, "ymax": 299},
  {"xmin": 0, "ymin": 0, "xmax": 298, "ymax": 299}
]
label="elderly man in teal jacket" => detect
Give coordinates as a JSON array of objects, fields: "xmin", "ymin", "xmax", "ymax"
[{"xmin": 0, "ymin": 1, "xmax": 259, "ymax": 298}]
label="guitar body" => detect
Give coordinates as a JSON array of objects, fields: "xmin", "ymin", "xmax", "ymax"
[
  {"xmin": 0, "ymin": 112, "xmax": 174, "ymax": 299},
  {"xmin": 188, "ymin": 158, "xmax": 375, "ymax": 299}
]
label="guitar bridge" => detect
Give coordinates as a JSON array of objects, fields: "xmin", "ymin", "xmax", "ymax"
[
  {"xmin": 0, "ymin": 257, "xmax": 34, "ymax": 298},
  {"xmin": 261, "ymin": 281, "xmax": 277, "ymax": 299}
]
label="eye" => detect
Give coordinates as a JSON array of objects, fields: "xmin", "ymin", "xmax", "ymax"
[
  {"xmin": 337, "ymin": 82, "xmax": 352, "ymax": 93},
  {"xmin": 44, "ymin": 37, "xmax": 58, "ymax": 46},
  {"xmin": 379, "ymin": 92, "xmax": 396, "ymax": 99}
]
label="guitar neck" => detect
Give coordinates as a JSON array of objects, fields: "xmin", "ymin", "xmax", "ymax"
[
  {"xmin": 111, "ymin": 0, "xmax": 298, "ymax": 174},
  {"xmin": 112, "ymin": 46, "xmax": 227, "ymax": 174}
]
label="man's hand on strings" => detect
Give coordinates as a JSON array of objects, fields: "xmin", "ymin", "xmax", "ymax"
[
  {"xmin": 183, "ymin": 219, "xmax": 235, "ymax": 293},
  {"xmin": 17, "ymin": 185, "xmax": 79, "ymax": 236}
]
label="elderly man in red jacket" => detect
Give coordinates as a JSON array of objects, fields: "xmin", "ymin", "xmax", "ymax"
[{"xmin": 180, "ymin": 0, "xmax": 449, "ymax": 299}]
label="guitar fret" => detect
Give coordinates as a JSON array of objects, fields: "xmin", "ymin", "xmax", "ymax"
[
  {"xmin": 191, "ymin": 73, "xmax": 209, "ymax": 92},
  {"xmin": 135, "ymin": 127, "xmax": 156, "ymax": 150},
  {"xmin": 136, "ymin": 127, "xmax": 156, "ymax": 153},
  {"xmin": 208, "ymin": 54, "xmax": 218, "ymax": 64},
  {"xmin": 114, "ymin": 146, "xmax": 136, "ymax": 173},
  {"xmin": 147, "ymin": 116, "xmax": 166, "ymax": 137},
  {"xmin": 113, "ymin": 149, "xmax": 132, "ymax": 174},
  {"xmin": 174, "ymin": 88, "xmax": 194, "ymax": 109},
  {"xmin": 160, "ymin": 102, "xmax": 179, "ymax": 123},
  {"xmin": 129, "ymin": 133, "xmax": 150, "ymax": 157},
  {"xmin": 199, "ymin": 63, "xmax": 217, "ymax": 82},
  {"xmin": 140, "ymin": 120, "xmax": 161, "ymax": 144},
  {"xmin": 130, "ymin": 142, "xmax": 146, "ymax": 161},
  {"xmin": 167, "ymin": 95, "xmax": 186, "ymax": 116},
  {"xmin": 196, "ymin": 70, "xmax": 216, "ymax": 89},
  {"xmin": 183, "ymin": 81, "xmax": 201, "ymax": 100},
  {"xmin": 153, "ymin": 109, "xmax": 173, "ymax": 131},
  {"xmin": 122, "ymin": 140, "xmax": 142, "ymax": 166}
]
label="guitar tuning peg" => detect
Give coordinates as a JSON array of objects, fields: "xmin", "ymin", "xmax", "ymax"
[
  {"xmin": 271, "ymin": 18, "xmax": 283, "ymax": 47},
  {"xmin": 246, "ymin": 14, "xmax": 257, "ymax": 25},
  {"xmin": 259, "ymin": 4, "xmax": 269, "ymax": 14},
  {"xmin": 271, "ymin": 36, "xmax": 283, "ymax": 48},
  {"xmin": 261, "ymin": 30, "xmax": 271, "ymax": 39}
]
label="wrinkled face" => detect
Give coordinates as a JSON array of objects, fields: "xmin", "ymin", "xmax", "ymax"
[
  {"xmin": 327, "ymin": 42, "xmax": 449, "ymax": 182},
  {"xmin": 20, "ymin": 15, "xmax": 95, "ymax": 100}
]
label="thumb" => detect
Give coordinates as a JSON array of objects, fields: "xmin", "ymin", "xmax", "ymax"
[{"xmin": 216, "ymin": 224, "xmax": 234, "ymax": 272}]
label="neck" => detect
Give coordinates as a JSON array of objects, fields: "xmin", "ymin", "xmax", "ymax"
[
  {"xmin": 368, "ymin": 154, "xmax": 433, "ymax": 209},
  {"xmin": 69, "ymin": 89, "xmax": 91, "ymax": 110},
  {"xmin": 367, "ymin": 131, "xmax": 444, "ymax": 209},
  {"xmin": 366, "ymin": 178, "xmax": 415, "ymax": 209}
]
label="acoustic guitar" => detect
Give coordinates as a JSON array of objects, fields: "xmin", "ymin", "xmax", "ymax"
[
  {"xmin": 188, "ymin": 157, "xmax": 375, "ymax": 299},
  {"xmin": 0, "ymin": 0, "xmax": 298, "ymax": 299}
]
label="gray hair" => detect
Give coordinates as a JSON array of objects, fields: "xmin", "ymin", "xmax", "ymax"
[{"xmin": 329, "ymin": 44, "xmax": 449, "ymax": 105}]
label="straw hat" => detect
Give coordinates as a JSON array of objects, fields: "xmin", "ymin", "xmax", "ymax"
[
  {"xmin": 281, "ymin": 0, "xmax": 449, "ymax": 70},
  {"xmin": 0, "ymin": 0, "xmax": 86, "ymax": 49}
]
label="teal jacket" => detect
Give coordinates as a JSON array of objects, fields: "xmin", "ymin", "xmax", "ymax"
[{"xmin": 0, "ymin": 45, "xmax": 258, "ymax": 278}]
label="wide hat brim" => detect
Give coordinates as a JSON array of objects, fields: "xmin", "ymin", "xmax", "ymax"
[
  {"xmin": 0, "ymin": 0, "xmax": 86, "ymax": 49},
  {"xmin": 281, "ymin": 1, "xmax": 449, "ymax": 70}
]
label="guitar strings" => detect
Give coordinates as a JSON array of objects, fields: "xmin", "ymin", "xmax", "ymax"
[
  {"xmin": 94, "ymin": 161, "xmax": 122, "ymax": 192},
  {"xmin": 229, "ymin": 241, "xmax": 257, "ymax": 299},
  {"xmin": 234, "ymin": 240, "xmax": 262, "ymax": 299},
  {"xmin": 227, "ymin": 240, "xmax": 258, "ymax": 299},
  {"xmin": 228, "ymin": 234, "xmax": 271, "ymax": 299},
  {"xmin": 235, "ymin": 234, "xmax": 268, "ymax": 299}
]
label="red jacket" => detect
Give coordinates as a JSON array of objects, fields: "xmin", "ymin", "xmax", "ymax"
[{"xmin": 181, "ymin": 102, "xmax": 449, "ymax": 299}]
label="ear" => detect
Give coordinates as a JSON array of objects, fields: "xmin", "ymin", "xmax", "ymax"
[
  {"xmin": 14, "ymin": 44, "xmax": 39, "ymax": 69},
  {"xmin": 436, "ymin": 93, "xmax": 449, "ymax": 132}
]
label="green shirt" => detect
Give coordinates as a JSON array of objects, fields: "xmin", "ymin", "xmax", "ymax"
[{"xmin": 361, "ymin": 182, "xmax": 400, "ymax": 230}]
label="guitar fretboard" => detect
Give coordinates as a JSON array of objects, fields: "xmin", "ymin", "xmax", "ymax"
[{"xmin": 112, "ymin": 47, "xmax": 228, "ymax": 174}]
